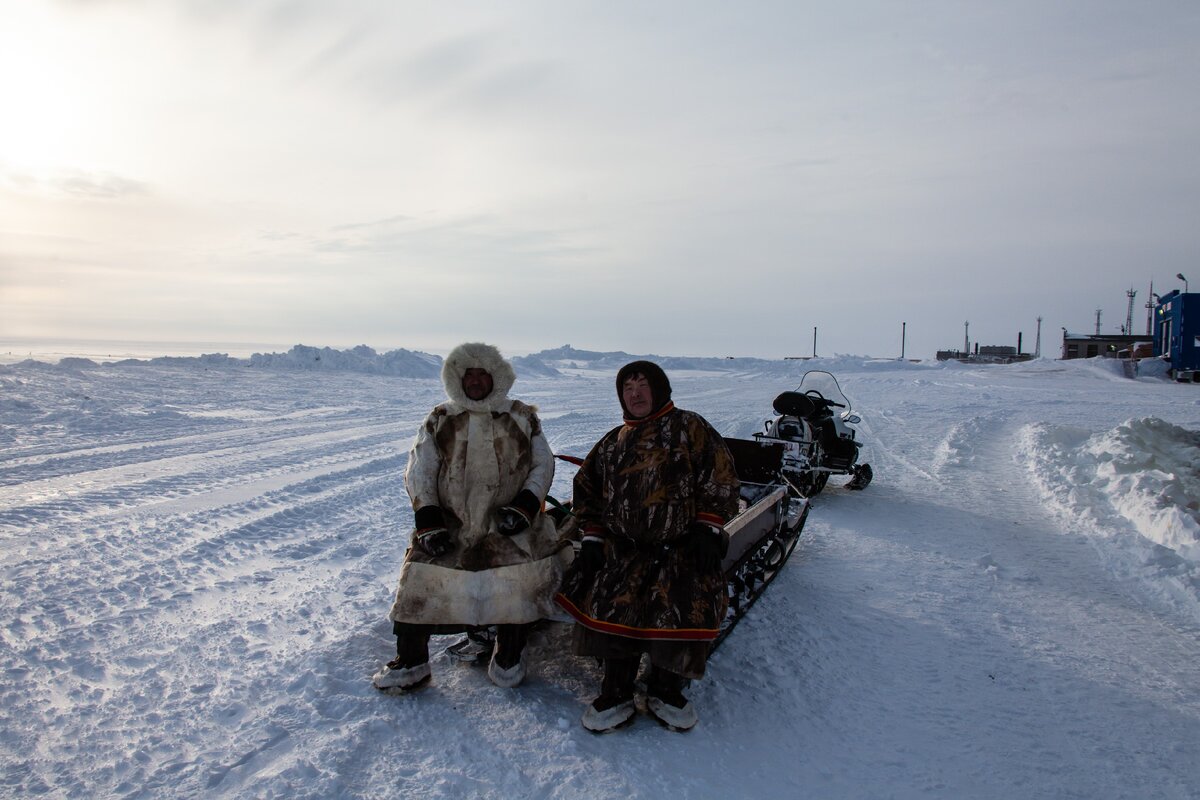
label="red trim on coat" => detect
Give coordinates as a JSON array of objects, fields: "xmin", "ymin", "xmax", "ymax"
[
  {"xmin": 695, "ymin": 512, "xmax": 726, "ymax": 527},
  {"xmin": 554, "ymin": 593, "xmax": 720, "ymax": 641}
]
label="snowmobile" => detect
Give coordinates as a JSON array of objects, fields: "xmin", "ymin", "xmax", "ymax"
[
  {"xmin": 446, "ymin": 438, "xmax": 810, "ymax": 659},
  {"xmin": 754, "ymin": 370, "xmax": 873, "ymax": 498}
]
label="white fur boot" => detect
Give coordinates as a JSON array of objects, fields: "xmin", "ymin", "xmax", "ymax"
[
  {"xmin": 487, "ymin": 650, "xmax": 526, "ymax": 688},
  {"xmin": 372, "ymin": 659, "xmax": 431, "ymax": 692}
]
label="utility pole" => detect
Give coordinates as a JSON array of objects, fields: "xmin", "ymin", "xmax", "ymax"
[
  {"xmin": 1145, "ymin": 280, "xmax": 1156, "ymax": 335},
  {"xmin": 1035, "ymin": 316, "xmax": 1042, "ymax": 358},
  {"xmin": 812, "ymin": 327, "xmax": 817, "ymax": 358},
  {"xmin": 900, "ymin": 322, "xmax": 906, "ymax": 360}
]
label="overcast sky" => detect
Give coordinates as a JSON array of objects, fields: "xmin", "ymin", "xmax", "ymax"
[{"xmin": 2, "ymin": 1, "xmax": 1197, "ymax": 359}]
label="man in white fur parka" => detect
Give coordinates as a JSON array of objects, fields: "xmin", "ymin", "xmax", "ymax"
[{"xmin": 373, "ymin": 342, "xmax": 567, "ymax": 692}]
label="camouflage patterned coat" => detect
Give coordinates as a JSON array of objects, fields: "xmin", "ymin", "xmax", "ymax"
[{"xmin": 555, "ymin": 403, "xmax": 739, "ymax": 652}]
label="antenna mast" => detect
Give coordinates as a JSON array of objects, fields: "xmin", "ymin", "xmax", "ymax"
[
  {"xmin": 1144, "ymin": 280, "xmax": 1155, "ymax": 335},
  {"xmin": 1035, "ymin": 316, "xmax": 1042, "ymax": 358},
  {"xmin": 1094, "ymin": 309, "xmax": 1102, "ymax": 336},
  {"xmin": 1124, "ymin": 288, "xmax": 1136, "ymax": 335}
]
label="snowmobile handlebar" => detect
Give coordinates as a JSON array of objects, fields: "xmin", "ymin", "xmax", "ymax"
[{"xmin": 804, "ymin": 389, "xmax": 845, "ymax": 409}]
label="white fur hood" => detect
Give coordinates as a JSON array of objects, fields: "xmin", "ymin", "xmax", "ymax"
[{"xmin": 441, "ymin": 342, "xmax": 517, "ymax": 413}]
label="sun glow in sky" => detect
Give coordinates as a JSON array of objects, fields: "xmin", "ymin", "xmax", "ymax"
[
  {"xmin": 1, "ymin": 10, "xmax": 81, "ymax": 172},
  {"xmin": 2, "ymin": 1, "xmax": 1198, "ymax": 358}
]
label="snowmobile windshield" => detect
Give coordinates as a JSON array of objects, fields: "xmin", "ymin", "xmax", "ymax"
[{"xmin": 796, "ymin": 371, "xmax": 852, "ymax": 412}]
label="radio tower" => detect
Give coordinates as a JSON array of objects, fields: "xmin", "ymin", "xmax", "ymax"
[
  {"xmin": 1095, "ymin": 309, "xmax": 1102, "ymax": 335},
  {"xmin": 1124, "ymin": 288, "xmax": 1136, "ymax": 335},
  {"xmin": 1144, "ymin": 280, "xmax": 1155, "ymax": 335}
]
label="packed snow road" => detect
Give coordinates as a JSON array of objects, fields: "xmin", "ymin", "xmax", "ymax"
[{"xmin": 2, "ymin": 356, "xmax": 1199, "ymax": 798}]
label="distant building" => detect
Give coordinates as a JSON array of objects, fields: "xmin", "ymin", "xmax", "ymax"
[
  {"xmin": 1152, "ymin": 290, "xmax": 1199, "ymax": 380},
  {"xmin": 1060, "ymin": 332, "xmax": 1142, "ymax": 360},
  {"xmin": 936, "ymin": 344, "xmax": 1032, "ymax": 364}
]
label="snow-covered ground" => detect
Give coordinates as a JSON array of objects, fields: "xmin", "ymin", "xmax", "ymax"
[{"xmin": 2, "ymin": 351, "xmax": 1199, "ymax": 799}]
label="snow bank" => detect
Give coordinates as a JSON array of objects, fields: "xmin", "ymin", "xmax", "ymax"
[
  {"xmin": 9, "ymin": 341, "xmax": 1120, "ymax": 383},
  {"xmin": 0, "ymin": 344, "xmax": 567, "ymax": 380},
  {"xmin": 113, "ymin": 352, "xmax": 244, "ymax": 368},
  {"xmin": 57, "ymin": 357, "xmax": 101, "ymax": 369},
  {"xmin": 1018, "ymin": 417, "xmax": 1200, "ymax": 566},
  {"xmin": 247, "ymin": 345, "xmax": 442, "ymax": 378},
  {"xmin": 510, "ymin": 355, "xmax": 560, "ymax": 377},
  {"xmin": 6, "ymin": 343, "xmax": 923, "ymax": 382},
  {"xmin": 0, "ymin": 345, "xmax": 446, "ymax": 379},
  {"xmin": 529, "ymin": 344, "xmax": 778, "ymax": 373},
  {"xmin": 527, "ymin": 345, "xmax": 939, "ymax": 377},
  {"xmin": 1135, "ymin": 358, "xmax": 1174, "ymax": 381}
]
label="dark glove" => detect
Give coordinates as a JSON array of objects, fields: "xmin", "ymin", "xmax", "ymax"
[
  {"xmin": 414, "ymin": 527, "xmax": 453, "ymax": 557},
  {"xmin": 688, "ymin": 522, "xmax": 728, "ymax": 573},
  {"xmin": 574, "ymin": 537, "xmax": 607, "ymax": 576},
  {"xmin": 412, "ymin": 505, "xmax": 453, "ymax": 557},
  {"xmin": 497, "ymin": 489, "xmax": 540, "ymax": 536}
]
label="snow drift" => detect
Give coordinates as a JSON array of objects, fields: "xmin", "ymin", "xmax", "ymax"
[{"xmin": 1019, "ymin": 417, "xmax": 1200, "ymax": 563}]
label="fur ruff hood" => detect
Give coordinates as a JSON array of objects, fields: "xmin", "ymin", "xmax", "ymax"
[{"xmin": 441, "ymin": 342, "xmax": 517, "ymax": 413}]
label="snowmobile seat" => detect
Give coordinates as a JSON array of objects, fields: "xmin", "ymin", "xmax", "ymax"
[{"xmin": 772, "ymin": 391, "xmax": 817, "ymax": 418}]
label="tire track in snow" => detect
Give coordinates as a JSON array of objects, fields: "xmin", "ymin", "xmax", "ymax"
[
  {"xmin": 851, "ymin": 408, "xmax": 935, "ymax": 486},
  {"xmin": 0, "ymin": 448, "xmax": 414, "ymax": 797},
  {"xmin": 0, "ymin": 407, "xmax": 402, "ymax": 483},
  {"xmin": 1, "ymin": 449, "xmax": 409, "ymax": 643},
  {"xmin": 0, "ymin": 417, "xmax": 421, "ymax": 530}
]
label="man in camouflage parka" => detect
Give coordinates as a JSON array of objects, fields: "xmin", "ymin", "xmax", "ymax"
[{"xmin": 556, "ymin": 360, "xmax": 739, "ymax": 732}]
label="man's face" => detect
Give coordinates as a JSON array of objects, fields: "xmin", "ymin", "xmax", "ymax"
[
  {"xmin": 462, "ymin": 368, "xmax": 494, "ymax": 401},
  {"xmin": 621, "ymin": 374, "xmax": 654, "ymax": 419}
]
